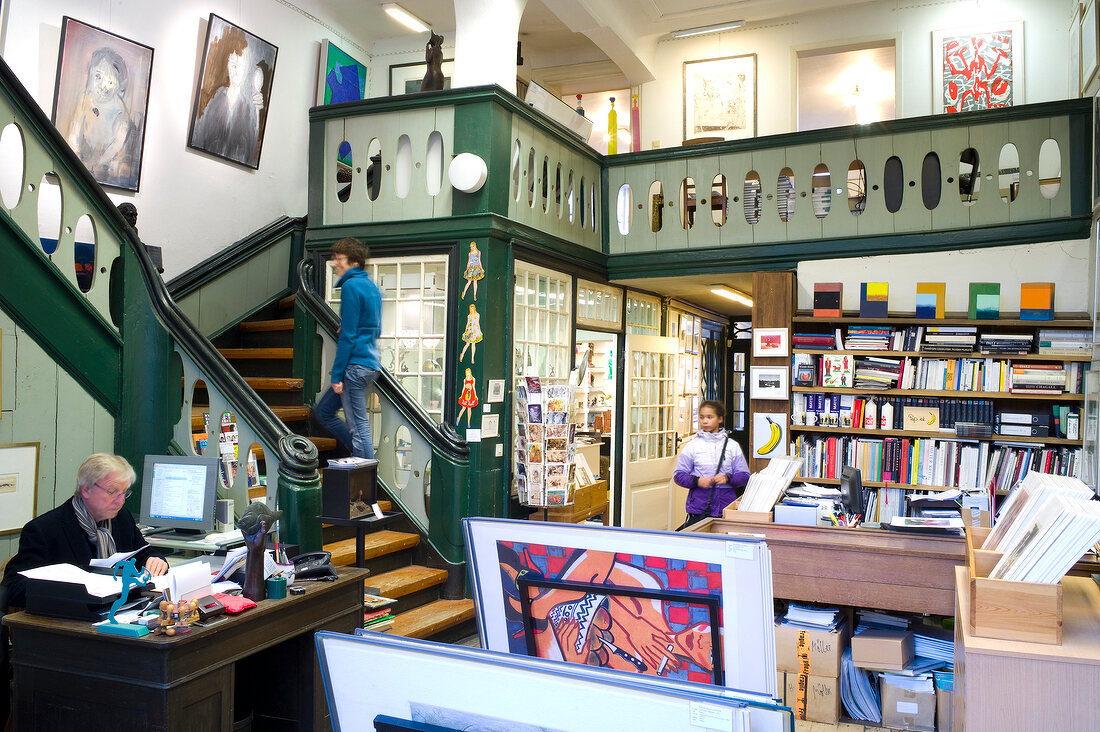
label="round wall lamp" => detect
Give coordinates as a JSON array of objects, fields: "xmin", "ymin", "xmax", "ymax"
[{"xmin": 449, "ymin": 152, "xmax": 487, "ymax": 193}]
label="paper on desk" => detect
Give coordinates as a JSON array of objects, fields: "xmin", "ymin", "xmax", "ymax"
[
  {"xmin": 19, "ymin": 563, "xmax": 124, "ymax": 597},
  {"xmin": 212, "ymin": 546, "xmax": 248, "ymax": 581},
  {"xmin": 168, "ymin": 561, "xmax": 213, "ymax": 603},
  {"xmin": 89, "ymin": 545, "xmax": 148, "ymax": 569}
]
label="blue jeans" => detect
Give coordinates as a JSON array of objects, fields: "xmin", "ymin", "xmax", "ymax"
[
  {"xmin": 313, "ymin": 387, "xmax": 353, "ymax": 451},
  {"xmin": 339, "ymin": 364, "xmax": 380, "ymax": 459}
]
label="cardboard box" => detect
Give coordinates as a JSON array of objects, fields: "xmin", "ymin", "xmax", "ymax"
[
  {"xmin": 852, "ymin": 629, "xmax": 915, "ymax": 671},
  {"xmin": 776, "ymin": 670, "xmax": 785, "ymax": 703},
  {"xmin": 775, "ymin": 621, "xmax": 849, "ymax": 676},
  {"xmin": 934, "ymin": 672, "xmax": 953, "ymax": 732},
  {"xmin": 785, "ymin": 673, "xmax": 841, "ymax": 725},
  {"xmin": 881, "ymin": 674, "xmax": 936, "ymax": 732}
]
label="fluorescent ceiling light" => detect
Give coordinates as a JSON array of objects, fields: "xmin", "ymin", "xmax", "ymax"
[
  {"xmin": 671, "ymin": 21, "xmax": 744, "ymax": 39},
  {"xmin": 710, "ymin": 286, "xmax": 753, "ymax": 307},
  {"xmin": 383, "ymin": 3, "xmax": 430, "ymax": 33}
]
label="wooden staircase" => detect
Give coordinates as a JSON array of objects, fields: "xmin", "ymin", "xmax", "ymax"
[{"xmin": 195, "ymin": 293, "xmax": 475, "ymax": 642}]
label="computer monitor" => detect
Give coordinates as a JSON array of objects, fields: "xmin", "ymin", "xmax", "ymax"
[
  {"xmin": 138, "ymin": 454, "xmax": 220, "ymax": 534},
  {"xmin": 839, "ymin": 466, "xmax": 865, "ymax": 517}
]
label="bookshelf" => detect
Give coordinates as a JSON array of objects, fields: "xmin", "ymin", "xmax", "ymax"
[{"xmin": 794, "ymin": 386, "xmax": 1085, "ymax": 402}]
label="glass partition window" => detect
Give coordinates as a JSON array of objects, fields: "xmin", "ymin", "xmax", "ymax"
[
  {"xmin": 513, "ymin": 261, "xmax": 572, "ymax": 379},
  {"xmin": 668, "ymin": 309, "xmax": 702, "ymax": 437},
  {"xmin": 628, "ymin": 351, "xmax": 677, "ymax": 462},
  {"xmin": 626, "ymin": 293, "xmax": 661, "ymax": 335},
  {"xmin": 327, "ymin": 254, "xmax": 448, "ymax": 422},
  {"xmin": 576, "ymin": 280, "xmax": 623, "ymax": 330}
]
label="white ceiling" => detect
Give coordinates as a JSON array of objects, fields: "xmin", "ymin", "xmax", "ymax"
[{"xmin": 613, "ymin": 272, "xmax": 757, "ymax": 318}]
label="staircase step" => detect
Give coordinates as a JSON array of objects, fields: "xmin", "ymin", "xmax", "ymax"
[
  {"xmin": 218, "ymin": 347, "xmax": 294, "ymax": 360},
  {"xmin": 390, "ymin": 599, "xmax": 476, "ymax": 640},
  {"xmin": 238, "ymin": 318, "xmax": 294, "ymax": 332},
  {"xmin": 372, "ymin": 565, "xmax": 448, "ymax": 599},
  {"xmin": 278, "ymin": 293, "xmax": 297, "ymax": 311},
  {"xmin": 251, "ymin": 436, "xmax": 337, "ymax": 462},
  {"xmin": 189, "ymin": 377, "xmax": 303, "ymax": 392},
  {"xmin": 326, "ymin": 530, "xmax": 419, "ymax": 567},
  {"xmin": 191, "ymin": 405, "xmax": 309, "ymax": 430}
]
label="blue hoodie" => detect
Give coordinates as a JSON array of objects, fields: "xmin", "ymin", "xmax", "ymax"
[{"xmin": 331, "ymin": 267, "xmax": 382, "ymax": 382}]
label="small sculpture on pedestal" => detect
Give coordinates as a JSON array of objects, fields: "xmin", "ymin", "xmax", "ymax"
[
  {"xmin": 238, "ymin": 502, "xmax": 282, "ymax": 602},
  {"xmin": 421, "ymin": 32, "xmax": 445, "ymax": 92}
]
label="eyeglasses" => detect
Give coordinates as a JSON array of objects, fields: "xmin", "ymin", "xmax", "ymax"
[{"xmin": 93, "ymin": 481, "xmax": 132, "ymax": 500}]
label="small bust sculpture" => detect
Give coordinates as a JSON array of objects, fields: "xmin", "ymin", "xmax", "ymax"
[
  {"xmin": 421, "ymin": 32, "xmax": 445, "ymax": 92},
  {"xmin": 238, "ymin": 502, "xmax": 282, "ymax": 601}
]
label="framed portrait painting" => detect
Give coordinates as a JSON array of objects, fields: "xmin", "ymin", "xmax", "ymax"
[
  {"xmin": 188, "ymin": 14, "xmax": 278, "ymax": 169},
  {"xmin": 933, "ymin": 21, "xmax": 1024, "ymax": 113},
  {"xmin": 683, "ymin": 54, "xmax": 756, "ymax": 141},
  {"xmin": 389, "ymin": 59, "xmax": 453, "ymax": 96},
  {"xmin": 52, "ymin": 17, "xmax": 154, "ymax": 192}
]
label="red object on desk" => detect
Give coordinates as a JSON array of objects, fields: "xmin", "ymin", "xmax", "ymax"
[{"xmin": 213, "ymin": 592, "xmax": 257, "ymax": 614}]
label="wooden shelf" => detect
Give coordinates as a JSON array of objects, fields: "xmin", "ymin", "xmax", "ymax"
[
  {"xmin": 789, "ymin": 424, "xmax": 1082, "ymax": 446},
  {"xmin": 792, "ymin": 348, "xmax": 1091, "ymax": 362},
  {"xmin": 793, "ymin": 311, "xmax": 1091, "ymax": 327},
  {"xmin": 792, "ymin": 386, "xmax": 1084, "ymax": 401},
  {"xmin": 801, "ymin": 475, "xmax": 1009, "ymax": 494}
]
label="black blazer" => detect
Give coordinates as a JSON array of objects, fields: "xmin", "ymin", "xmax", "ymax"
[{"xmin": 0, "ymin": 499, "xmax": 163, "ymax": 608}]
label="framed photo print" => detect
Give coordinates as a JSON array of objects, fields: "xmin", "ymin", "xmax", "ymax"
[
  {"xmin": 0, "ymin": 443, "xmax": 40, "ymax": 534},
  {"xmin": 683, "ymin": 54, "xmax": 756, "ymax": 141},
  {"xmin": 752, "ymin": 327, "xmax": 789, "ymax": 358},
  {"xmin": 750, "ymin": 366, "xmax": 789, "ymax": 400},
  {"xmin": 188, "ymin": 14, "xmax": 278, "ymax": 169},
  {"xmin": 52, "ymin": 17, "xmax": 154, "ymax": 191},
  {"xmin": 932, "ymin": 21, "xmax": 1023, "ymax": 113},
  {"xmin": 389, "ymin": 59, "xmax": 454, "ymax": 96}
]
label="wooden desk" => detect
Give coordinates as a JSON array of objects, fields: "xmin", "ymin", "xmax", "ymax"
[
  {"xmin": 4, "ymin": 568, "xmax": 366, "ymax": 731},
  {"xmin": 689, "ymin": 518, "xmax": 966, "ymax": 615},
  {"xmin": 954, "ymin": 566, "xmax": 1100, "ymax": 731}
]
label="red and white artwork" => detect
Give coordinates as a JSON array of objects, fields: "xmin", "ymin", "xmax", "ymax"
[{"xmin": 934, "ymin": 22, "xmax": 1023, "ymax": 114}]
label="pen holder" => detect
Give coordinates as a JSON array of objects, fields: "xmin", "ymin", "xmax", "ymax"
[{"xmin": 266, "ymin": 576, "xmax": 287, "ymax": 600}]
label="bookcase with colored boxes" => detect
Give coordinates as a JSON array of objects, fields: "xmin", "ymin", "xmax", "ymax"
[{"xmin": 787, "ymin": 309, "xmax": 1088, "ymax": 506}]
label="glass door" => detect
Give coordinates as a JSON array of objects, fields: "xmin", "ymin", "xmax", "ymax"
[{"xmin": 575, "ymin": 330, "xmax": 618, "ymax": 496}]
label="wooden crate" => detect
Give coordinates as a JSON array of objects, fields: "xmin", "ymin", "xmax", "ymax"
[
  {"xmin": 966, "ymin": 526, "xmax": 1063, "ymax": 645},
  {"xmin": 529, "ymin": 480, "xmax": 609, "ymax": 524},
  {"xmin": 722, "ymin": 506, "xmax": 773, "ymax": 523}
]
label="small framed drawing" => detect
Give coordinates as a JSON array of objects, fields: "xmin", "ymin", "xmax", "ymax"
[
  {"xmin": 683, "ymin": 53, "xmax": 756, "ymax": 141},
  {"xmin": 389, "ymin": 59, "xmax": 454, "ymax": 95},
  {"xmin": 1084, "ymin": 1, "xmax": 1099, "ymax": 95},
  {"xmin": 750, "ymin": 366, "xmax": 789, "ymax": 400},
  {"xmin": 481, "ymin": 414, "xmax": 500, "ymax": 439},
  {"xmin": 0, "ymin": 442, "xmax": 40, "ymax": 534},
  {"xmin": 574, "ymin": 453, "xmax": 595, "ymax": 487},
  {"xmin": 487, "ymin": 379, "xmax": 506, "ymax": 403},
  {"xmin": 752, "ymin": 328, "xmax": 789, "ymax": 358}
]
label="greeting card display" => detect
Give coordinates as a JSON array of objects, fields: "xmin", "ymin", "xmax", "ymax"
[{"xmin": 515, "ymin": 375, "xmax": 579, "ymax": 507}]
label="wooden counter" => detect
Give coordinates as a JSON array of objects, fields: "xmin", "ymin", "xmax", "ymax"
[
  {"xmin": 954, "ymin": 566, "xmax": 1100, "ymax": 731},
  {"xmin": 689, "ymin": 518, "xmax": 966, "ymax": 615}
]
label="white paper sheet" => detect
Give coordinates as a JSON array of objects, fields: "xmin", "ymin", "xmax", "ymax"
[
  {"xmin": 89, "ymin": 545, "xmax": 149, "ymax": 569},
  {"xmin": 19, "ymin": 563, "xmax": 123, "ymax": 597}
]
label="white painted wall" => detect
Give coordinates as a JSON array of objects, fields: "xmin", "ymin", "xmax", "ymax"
[
  {"xmin": 367, "ymin": 33, "xmax": 456, "ymax": 98},
  {"xmin": 639, "ymin": 0, "xmax": 1073, "ymax": 149},
  {"xmin": 1, "ymin": 0, "xmax": 370, "ymax": 277},
  {"xmin": 796, "ymin": 239, "xmax": 1092, "ymax": 314}
]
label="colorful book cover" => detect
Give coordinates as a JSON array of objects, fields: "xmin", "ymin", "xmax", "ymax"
[
  {"xmin": 968, "ymin": 283, "xmax": 1000, "ymax": 320},
  {"xmin": 915, "ymin": 282, "xmax": 945, "ymax": 319},
  {"xmin": 1020, "ymin": 282, "xmax": 1054, "ymax": 320},
  {"xmin": 813, "ymin": 282, "xmax": 842, "ymax": 317},
  {"xmin": 821, "ymin": 354, "xmax": 853, "ymax": 388},
  {"xmin": 859, "ymin": 282, "xmax": 888, "ymax": 318}
]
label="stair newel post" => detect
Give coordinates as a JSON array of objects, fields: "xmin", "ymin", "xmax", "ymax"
[{"xmin": 275, "ymin": 434, "xmax": 323, "ymax": 552}]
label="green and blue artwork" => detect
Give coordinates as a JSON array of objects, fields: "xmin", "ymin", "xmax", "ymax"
[
  {"xmin": 968, "ymin": 282, "xmax": 1001, "ymax": 320},
  {"xmin": 318, "ymin": 39, "xmax": 367, "ymax": 105}
]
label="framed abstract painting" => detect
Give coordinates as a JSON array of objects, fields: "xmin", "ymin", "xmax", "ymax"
[
  {"xmin": 315, "ymin": 39, "xmax": 367, "ymax": 106},
  {"xmin": 933, "ymin": 21, "xmax": 1024, "ymax": 113},
  {"xmin": 188, "ymin": 14, "xmax": 278, "ymax": 169},
  {"xmin": 52, "ymin": 17, "xmax": 154, "ymax": 191}
]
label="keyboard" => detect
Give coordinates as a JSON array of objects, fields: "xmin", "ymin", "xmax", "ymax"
[{"xmin": 204, "ymin": 529, "xmax": 244, "ymax": 546}]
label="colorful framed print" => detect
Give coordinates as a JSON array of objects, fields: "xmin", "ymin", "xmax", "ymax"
[
  {"xmin": 188, "ymin": 14, "xmax": 278, "ymax": 169},
  {"xmin": 316, "ymin": 39, "xmax": 367, "ymax": 106},
  {"xmin": 933, "ymin": 21, "xmax": 1023, "ymax": 113},
  {"xmin": 52, "ymin": 17, "xmax": 154, "ymax": 191},
  {"xmin": 683, "ymin": 54, "xmax": 756, "ymax": 141},
  {"xmin": 752, "ymin": 328, "xmax": 789, "ymax": 358}
]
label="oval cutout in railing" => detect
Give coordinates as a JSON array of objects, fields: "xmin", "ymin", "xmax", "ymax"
[
  {"xmin": 711, "ymin": 174, "xmax": 727, "ymax": 227},
  {"xmin": 73, "ymin": 214, "xmax": 96, "ymax": 293},
  {"xmin": 883, "ymin": 156, "xmax": 904, "ymax": 213},
  {"xmin": 743, "ymin": 171, "xmax": 761, "ymax": 225},
  {"xmin": 921, "ymin": 152, "xmax": 941, "ymax": 210},
  {"xmin": 511, "ymin": 139, "xmax": 521, "ymax": 201},
  {"xmin": 426, "ymin": 131, "xmax": 444, "ymax": 196},
  {"xmin": 998, "ymin": 143, "xmax": 1020, "ymax": 203},
  {"xmin": 188, "ymin": 379, "xmax": 204, "ymax": 454},
  {"xmin": 680, "ymin": 177, "xmax": 695, "ymax": 230},
  {"xmin": 368, "ymin": 390, "xmax": 383, "ymax": 453},
  {"xmin": 590, "ymin": 182, "xmax": 598, "ymax": 231},
  {"xmin": 567, "ymin": 171, "xmax": 575, "ymax": 223},
  {"xmin": 220, "ymin": 411, "xmax": 238, "ymax": 488},
  {"xmin": 579, "ymin": 176, "xmax": 586, "ymax": 227},
  {"xmin": 336, "ymin": 140, "xmax": 352, "ymax": 203},
  {"xmin": 527, "ymin": 147, "xmax": 536, "ymax": 208},
  {"xmin": 395, "ymin": 134, "xmax": 412, "ymax": 199},
  {"xmin": 648, "ymin": 180, "xmax": 663, "ymax": 232},
  {"xmin": 960, "ymin": 147, "xmax": 980, "ymax": 205},
  {"xmin": 778, "ymin": 168, "xmax": 795, "ymax": 222},
  {"xmin": 541, "ymin": 156, "xmax": 549, "ymax": 212},
  {"xmin": 1038, "ymin": 138, "xmax": 1061, "ymax": 199},
  {"xmin": 366, "ymin": 138, "xmax": 382, "ymax": 201},
  {"xmin": 37, "ymin": 173, "xmax": 62, "ymax": 255},
  {"xmin": 812, "ymin": 164, "xmax": 831, "ymax": 219},
  {"xmin": 395, "ymin": 424, "xmax": 413, "ymax": 490},
  {"xmin": 617, "ymin": 183, "xmax": 632, "ymax": 235},
  {"xmin": 0, "ymin": 123, "xmax": 25, "ymax": 209},
  {"xmin": 847, "ymin": 160, "xmax": 866, "ymax": 216},
  {"xmin": 245, "ymin": 443, "xmax": 264, "ymax": 489},
  {"xmin": 555, "ymin": 164, "xmax": 563, "ymax": 218},
  {"xmin": 423, "ymin": 459, "xmax": 432, "ymax": 514}
]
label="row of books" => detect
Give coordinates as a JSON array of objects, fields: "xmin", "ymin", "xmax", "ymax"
[
  {"xmin": 796, "ymin": 393, "xmax": 994, "ymax": 431},
  {"xmin": 1037, "ymin": 328, "xmax": 1091, "ymax": 356},
  {"xmin": 791, "ymin": 326, "xmax": 1090, "ymax": 357},
  {"xmin": 792, "ymin": 434, "xmax": 1082, "ymax": 491}
]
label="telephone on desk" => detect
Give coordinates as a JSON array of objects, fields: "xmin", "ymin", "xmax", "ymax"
[{"xmin": 291, "ymin": 551, "xmax": 338, "ymax": 581}]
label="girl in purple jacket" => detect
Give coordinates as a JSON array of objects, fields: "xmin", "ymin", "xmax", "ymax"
[{"xmin": 674, "ymin": 401, "xmax": 751, "ymax": 526}]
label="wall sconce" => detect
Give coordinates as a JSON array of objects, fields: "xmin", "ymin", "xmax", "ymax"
[{"xmin": 449, "ymin": 152, "xmax": 488, "ymax": 193}]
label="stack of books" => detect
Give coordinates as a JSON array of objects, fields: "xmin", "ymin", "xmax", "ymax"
[
  {"xmin": 978, "ymin": 332, "xmax": 1033, "ymax": 355},
  {"xmin": 363, "ymin": 592, "xmax": 397, "ymax": 633},
  {"xmin": 1008, "ymin": 363, "xmax": 1065, "ymax": 395},
  {"xmin": 853, "ymin": 357, "xmax": 902, "ymax": 389},
  {"xmin": 920, "ymin": 326, "xmax": 977, "ymax": 353},
  {"xmin": 844, "ymin": 326, "xmax": 894, "ymax": 350},
  {"xmin": 1037, "ymin": 329, "xmax": 1090, "ymax": 357},
  {"xmin": 783, "ymin": 603, "xmax": 842, "ymax": 630},
  {"xmin": 792, "ymin": 332, "xmax": 836, "ymax": 350}
]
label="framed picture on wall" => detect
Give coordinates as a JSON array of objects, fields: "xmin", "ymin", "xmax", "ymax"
[
  {"xmin": 750, "ymin": 366, "xmax": 789, "ymax": 400},
  {"xmin": 389, "ymin": 59, "xmax": 454, "ymax": 96},
  {"xmin": 316, "ymin": 39, "xmax": 367, "ymax": 106},
  {"xmin": 1071, "ymin": 3, "xmax": 1083, "ymax": 99},
  {"xmin": 188, "ymin": 14, "xmax": 279, "ymax": 169},
  {"xmin": 1093, "ymin": 92, "xmax": 1100, "ymax": 211},
  {"xmin": 0, "ymin": 443, "xmax": 40, "ymax": 534},
  {"xmin": 932, "ymin": 21, "xmax": 1024, "ymax": 113},
  {"xmin": 51, "ymin": 17, "xmax": 154, "ymax": 192},
  {"xmin": 752, "ymin": 328, "xmax": 789, "ymax": 358},
  {"xmin": 683, "ymin": 54, "xmax": 756, "ymax": 142},
  {"xmin": 1084, "ymin": 1, "xmax": 1099, "ymax": 95}
]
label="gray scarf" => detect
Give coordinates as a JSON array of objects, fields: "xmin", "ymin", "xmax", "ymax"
[{"xmin": 72, "ymin": 494, "xmax": 116, "ymax": 559}]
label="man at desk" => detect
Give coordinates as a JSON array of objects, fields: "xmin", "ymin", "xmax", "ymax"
[{"xmin": 1, "ymin": 453, "xmax": 168, "ymax": 607}]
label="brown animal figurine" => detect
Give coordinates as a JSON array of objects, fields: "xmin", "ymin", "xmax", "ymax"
[{"xmin": 421, "ymin": 32, "xmax": 445, "ymax": 92}]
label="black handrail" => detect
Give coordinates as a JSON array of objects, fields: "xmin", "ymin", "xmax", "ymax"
[
  {"xmin": 295, "ymin": 258, "xmax": 469, "ymax": 461},
  {"xmin": 0, "ymin": 59, "xmax": 318, "ymax": 480}
]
